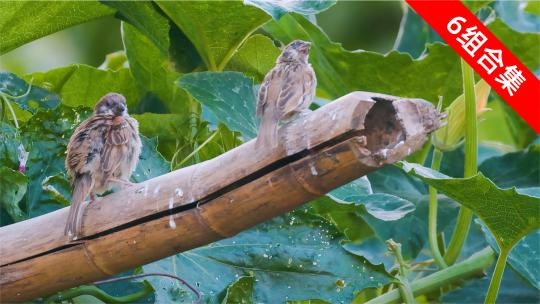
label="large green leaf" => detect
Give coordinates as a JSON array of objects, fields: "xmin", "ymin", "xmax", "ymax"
[
  {"xmin": 103, "ymin": 1, "xmax": 169, "ymax": 54},
  {"xmin": 393, "ymin": 4, "xmax": 443, "ymax": 58},
  {"xmin": 156, "ymin": 1, "xmax": 270, "ymax": 71},
  {"xmin": 327, "ymin": 177, "xmax": 416, "ymax": 222},
  {"xmin": 25, "ymin": 65, "xmax": 140, "ymax": 110},
  {"xmin": 178, "ymin": 72, "xmax": 258, "ymax": 139},
  {"xmin": 122, "ymin": 22, "xmax": 190, "ymax": 115},
  {"xmin": 0, "ymin": 166, "xmax": 27, "ymax": 222},
  {"xmin": 264, "ymin": 14, "xmax": 540, "ymax": 106},
  {"xmin": 399, "ymin": 162, "xmax": 540, "ymax": 251},
  {"xmin": 0, "ymin": 71, "xmax": 60, "ymax": 113},
  {"xmin": 475, "ymin": 147, "xmax": 539, "ymax": 290},
  {"xmin": 481, "ymin": 221, "xmax": 540, "ymax": 290},
  {"xmin": 221, "ymin": 276, "xmax": 253, "ymax": 304},
  {"xmin": 479, "ymin": 143, "xmax": 540, "ymax": 188},
  {"xmin": 0, "ymin": 122, "xmax": 19, "ymax": 169},
  {"xmin": 244, "ymin": 0, "xmax": 336, "ymax": 19},
  {"xmin": 363, "ymin": 165, "xmax": 459, "ymax": 259},
  {"xmin": 494, "ymin": 0, "xmax": 540, "ymax": 33},
  {"xmin": 525, "ymin": 0, "xmax": 540, "ymax": 16},
  {"xmin": 143, "ymin": 212, "xmax": 391, "ymax": 303},
  {"xmin": 442, "ymin": 240, "xmax": 540, "ymax": 303},
  {"xmin": 226, "ymin": 34, "xmax": 281, "ymax": 83},
  {"xmin": 486, "ymin": 18, "xmax": 540, "ymax": 69},
  {"xmin": 41, "ymin": 173, "xmax": 72, "ymax": 207},
  {"xmin": 0, "ymin": 1, "xmax": 114, "ymax": 54},
  {"xmin": 131, "ymin": 136, "xmax": 170, "ymax": 183}
]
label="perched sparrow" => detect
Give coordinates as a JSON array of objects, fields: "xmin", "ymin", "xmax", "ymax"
[
  {"xmin": 64, "ymin": 93, "xmax": 141, "ymax": 241},
  {"xmin": 256, "ymin": 40, "xmax": 316, "ymax": 148}
]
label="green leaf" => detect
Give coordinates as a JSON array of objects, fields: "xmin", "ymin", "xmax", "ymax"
[
  {"xmin": 342, "ymin": 237, "xmax": 394, "ymax": 271},
  {"xmin": 0, "ymin": 71, "xmax": 60, "ymax": 113},
  {"xmin": 226, "ymin": 34, "xmax": 281, "ymax": 82},
  {"xmin": 479, "ymin": 144, "xmax": 540, "ymax": 188},
  {"xmin": 364, "ymin": 165, "xmax": 459, "ymax": 259},
  {"xmin": 264, "ymin": 14, "xmax": 540, "ymax": 106},
  {"xmin": 221, "ymin": 276, "xmax": 253, "ymax": 304},
  {"xmin": 399, "ymin": 162, "xmax": 540, "ymax": 250},
  {"xmin": 25, "ymin": 65, "xmax": 140, "ymax": 110},
  {"xmin": 156, "ymin": 1, "xmax": 270, "ymax": 71},
  {"xmin": 394, "ymin": 4, "xmax": 443, "ymax": 58},
  {"xmin": 308, "ymin": 196, "xmax": 375, "ymax": 243},
  {"xmin": 131, "ymin": 136, "xmax": 170, "ymax": 183},
  {"xmin": 122, "ymin": 22, "xmax": 190, "ymax": 115},
  {"xmin": 462, "ymin": 0, "xmax": 494, "ymax": 13},
  {"xmin": 244, "ymin": 0, "xmax": 336, "ymax": 19},
  {"xmin": 178, "ymin": 72, "xmax": 258, "ymax": 139},
  {"xmin": 480, "ymin": 221, "xmax": 540, "ymax": 290},
  {"xmin": 42, "ymin": 173, "xmax": 72, "ymax": 207},
  {"xmin": 98, "ymin": 51, "xmax": 128, "ymax": 71},
  {"xmin": 0, "ymin": 166, "xmax": 27, "ymax": 222},
  {"xmin": 103, "ymin": 1, "xmax": 169, "ymax": 54},
  {"xmin": 494, "ymin": 0, "xmax": 540, "ymax": 33},
  {"xmin": 0, "ymin": 1, "xmax": 114, "ymax": 54},
  {"xmin": 325, "ymin": 175, "xmax": 417, "ymax": 223},
  {"xmin": 525, "ymin": 0, "xmax": 540, "ymax": 17},
  {"xmin": 486, "ymin": 19, "xmax": 540, "ymax": 70},
  {"xmin": 144, "ymin": 212, "xmax": 391, "ymax": 303},
  {"xmin": 345, "ymin": 194, "xmax": 415, "ymax": 221},
  {"xmin": 442, "ymin": 242, "xmax": 539, "ymax": 302},
  {"xmin": 0, "ymin": 122, "xmax": 19, "ymax": 169},
  {"xmin": 328, "ymin": 176, "xmax": 372, "ymax": 198}
]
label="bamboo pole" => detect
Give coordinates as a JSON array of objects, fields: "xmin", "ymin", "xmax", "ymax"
[{"xmin": 0, "ymin": 92, "xmax": 443, "ymax": 302}]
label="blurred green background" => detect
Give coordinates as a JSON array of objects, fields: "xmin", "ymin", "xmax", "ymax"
[{"xmin": 0, "ymin": 1, "xmax": 403, "ymax": 75}]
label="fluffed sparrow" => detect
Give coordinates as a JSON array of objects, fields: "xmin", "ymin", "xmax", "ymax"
[
  {"xmin": 256, "ymin": 40, "xmax": 316, "ymax": 148},
  {"xmin": 64, "ymin": 93, "xmax": 142, "ymax": 241}
]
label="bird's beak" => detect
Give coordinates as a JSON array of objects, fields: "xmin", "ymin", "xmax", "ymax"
[{"xmin": 299, "ymin": 42, "xmax": 311, "ymax": 54}]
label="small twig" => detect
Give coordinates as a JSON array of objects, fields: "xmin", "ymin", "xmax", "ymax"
[{"xmin": 94, "ymin": 272, "xmax": 201, "ymax": 304}]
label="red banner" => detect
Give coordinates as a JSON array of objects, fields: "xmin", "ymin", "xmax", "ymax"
[{"xmin": 406, "ymin": 0, "xmax": 540, "ymax": 134}]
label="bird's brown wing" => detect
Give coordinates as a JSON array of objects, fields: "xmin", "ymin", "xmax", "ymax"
[
  {"xmin": 257, "ymin": 66, "xmax": 284, "ymax": 118},
  {"xmin": 65, "ymin": 116, "xmax": 110, "ymax": 179},
  {"xmin": 278, "ymin": 64, "xmax": 315, "ymax": 118}
]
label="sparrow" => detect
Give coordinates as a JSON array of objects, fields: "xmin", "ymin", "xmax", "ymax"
[
  {"xmin": 256, "ymin": 40, "xmax": 316, "ymax": 148},
  {"xmin": 64, "ymin": 93, "xmax": 142, "ymax": 241}
]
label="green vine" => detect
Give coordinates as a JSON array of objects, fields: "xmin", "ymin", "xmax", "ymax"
[
  {"xmin": 428, "ymin": 148, "xmax": 447, "ymax": 269},
  {"xmin": 366, "ymin": 247, "xmax": 495, "ymax": 304},
  {"xmin": 444, "ymin": 59, "xmax": 477, "ymax": 265}
]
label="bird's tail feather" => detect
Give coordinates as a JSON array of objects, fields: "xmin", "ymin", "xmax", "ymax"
[
  {"xmin": 65, "ymin": 173, "xmax": 91, "ymax": 240},
  {"xmin": 256, "ymin": 113, "xmax": 278, "ymax": 148}
]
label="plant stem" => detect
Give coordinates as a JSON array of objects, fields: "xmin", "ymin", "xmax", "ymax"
[
  {"xmin": 1, "ymin": 95, "xmax": 19, "ymax": 129},
  {"xmin": 485, "ymin": 248, "xmax": 509, "ymax": 304},
  {"xmin": 365, "ymin": 247, "xmax": 495, "ymax": 304},
  {"xmin": 179, "ymin": 129, "xmax": 218, "ymax": 166},
  {"xmin": 44, "ymin": 283, "xmax": 153, "ymax": 304},
  {"xmin": 428, "ymin": 148, "xmax": 447, "ymax": 269},
  {"xmin": 397, "ymin": 279, "xmax": 416, "ymax": 304},
  {"xmin": 444, "ymin": 59, "xmax": 477, "ymax": 265}
]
